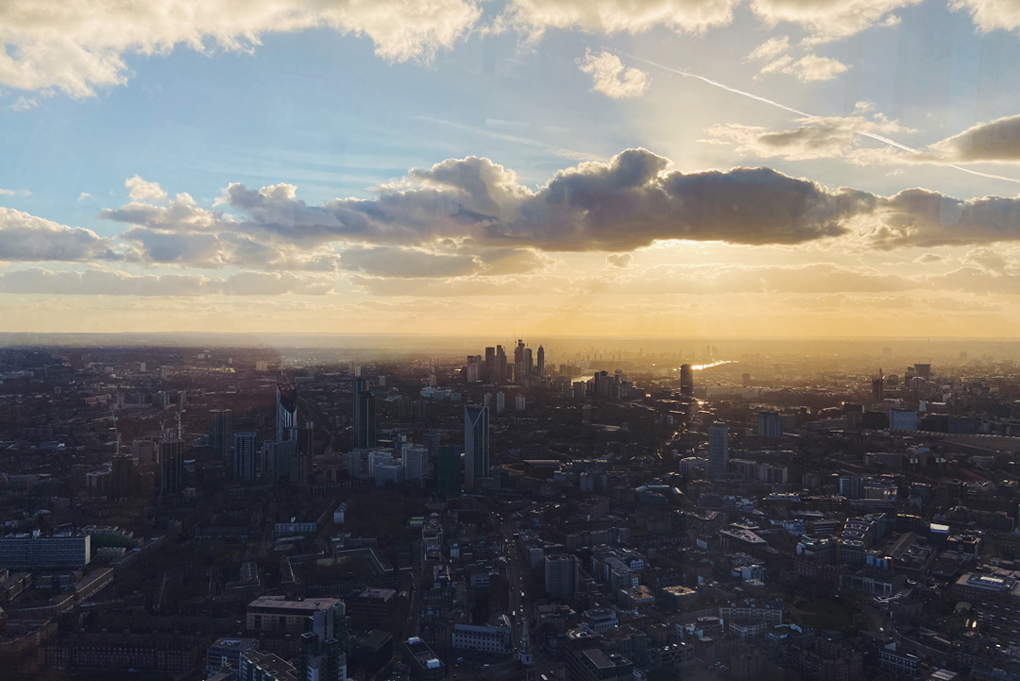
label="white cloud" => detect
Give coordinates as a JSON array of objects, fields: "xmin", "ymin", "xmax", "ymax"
[
  {"xmin": 704, "ymin": 112, "xmax": 908, "ymax": 161},
  {"xmin": 606, "ymin": 253, "xmax": 633, "ymax": 268},
  {"xmin": 78, "ymin": 192, "xmax": 92, "ymax": 201},
  {"xmin": 0, "ymin": 0, "xmax": 482, "ymax": 96},
  {"xmin": 0, "ymin": 188, "xmax": 15, "ymax": 196},
  {"xmin": 950, "ymin": 0, "xmax": 1020, "ymax": 33},
  {"xmin": 928, "ymin": 114, "xmax": 1020, "ymax": 164},
  {"xmin": 125, "ymin": 175, "xmax": 169, "ymax": 202},
  {"xmin": 749, "ymin": 36, "xmax": 849, "ymax": 82},
  {"xmin": 9, "ymin": 96, "xmax": 37, "ymax": 111},
  {"xmin": 577, "ymin": 49, "xmax": 650, "ymax": 99},
  {"xmin": 750, "ymin": 0, "xmax": 922, "ymax": 42},
  {"xmin": 501, "ymin": 0, "xmax": 740, "ymax": 36}
]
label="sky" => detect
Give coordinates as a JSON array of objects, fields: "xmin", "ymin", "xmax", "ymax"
[{"xmin": 2, "ymin": 0, "xmax": 1020, "ymax": 338}]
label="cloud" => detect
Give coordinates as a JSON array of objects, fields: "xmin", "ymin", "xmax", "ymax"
[
  {"xmin": 78, "ymin": 192, "xmax": 92, "ymax": 201},
  {"xmin": 950, "ymin": 0, "xmax": 1020, "ymax": 33},
  {"xmin": 97, "ymin": 149, "xmax": 1020, "ymax": 261},
  {"xmin": 9, "ymin": 96, "xmax": 37, "ymax": 111},
  {"xmin": 577, "ymin": 49, "xmax": 650, "ymax": 99},
  {"xmin": 748, "ymin": 36, "xmax": 848, "ymax": 81},
  {"xmin": 0, "ymin": 267, "xmax": 333, "ymax": 296},
  {"xmin": 0, "ymin": 207, "xmax": 124, "ymax": 262},
  {"xmin": 606, "ymin": 253, "xmax": 633, "ymax": 268},
  {"xmin": 501, "ymin": 0, "xmax": 740, "ymax": 36},
  {"xmin": 126, "ymin": 175, "xmax": 169, "ymax": 202},
  {"xmin": 340, "ymin": 246, "xmax": 480, "ymax": 278},
  {"xmin": 750, "ymin": 0, "xmax": 921, "ymax": 42},
  {"xmin": 929, "ymin": 114, "xmax": 1020, "ymax": 164},
  {"xmin": 0, "ymin": 188, "xmax": 15, "ymax": 196},
  {"xmin": 914, "ymin": 252, "xmax": 949, "ymax": 264},
  {"xmin": 0, "ymin": 0, "xmax": 482, "ymax": 96},
  {"xmin": 704, "ymin": 112, "xmax": 907, "ymax": 161}
]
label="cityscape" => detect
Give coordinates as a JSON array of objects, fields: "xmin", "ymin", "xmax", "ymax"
[
  {"xmin": 2, "ymin": 337, "xmax": 1020, "ymax": 681},
  {"xmin": 4, "ymin": 0, "xmax": 1020, "ymax": 680}
]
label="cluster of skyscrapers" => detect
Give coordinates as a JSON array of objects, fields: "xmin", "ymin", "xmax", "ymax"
[{"xmin": 466, "ymin": 339, "xmax": 545, "ymax": 385}]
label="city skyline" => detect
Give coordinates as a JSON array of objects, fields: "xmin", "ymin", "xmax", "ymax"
[{"xmin": 2, "ymin": 1, "xmax": 1020, "ymax": 337}]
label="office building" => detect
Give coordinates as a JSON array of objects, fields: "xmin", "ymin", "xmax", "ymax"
[
  {"xmin": 276, "ymin": 385, "xmax": 298, "ymax": 443},
  {"xmin": 514, "ymin": 340, "xmax": 526, "ymax": 385},
  {"xmin": 402, "ymin": 445, "xmax": 428, "ymax": 485},
  {"xmin": 111, "ymin": 454, "xmax": 134, "ymax": 498},
  {"xmin": 234, "ymin": 431, "xmax": 258, "ymax": 483},
  {"xmin": 0, "ymin": 533, "xmax": 91, "ymax": 570},
  {"xmin": 537, "ymin": 345, "xmax": 545, "ymax": 376},
  {"xmin": 484, "ymin": 347, "xmax": 496, "ymax": 383},
  {"xmin": 159, "ymin": 434, "xmax": 185, "ymax": 495},
  {"xmin": 403, "ymin": 637, "xmax": 446, "ymax": 681},
  {"xmin": 206, "ymin": 637, "xmax": 258, "ymax": 674},
  {"xmin": 262, "ymin": 440, "xmax": 295, "ymax": 483},
  {"xmin": 496, "ymin": 392, "xmax": 505, "ymax": 414},
  {"xmin": 545, "ymin": 553, "xmax": 578, "ymax": 600},
  {"xmin": 246, "ymin": 596, "xmax": 343, "ymax": 633},
  {"xmin": 209, "ymin": 409, "xmax": 233, "ymax": 468},
  {"xmin": 680, "ymin": 364, "xmax": 694, "ymax": 396},
  {"xmin": 299, "ymin": 599, "xmax": 347, "ymax": 681},
  {"xmin": 354, "ymin": 377, "xmax": 377, "ymax": 449},
  {"xmin": 436, "ymin": 445, "xmax": 462, "ymax": 498},
  {"xmin": 516, "ymin": 394, "xmax": 526, "ymax": 411},
  {"xmin": 758, "ymin": 411, "xmax": 782, "ymax": 438},
  {"xmin": 290, "ymin": 422, "xmax": 313, "ymax": 485},
  {"xmin": 495, "ymin": 345, "xmax": 507, "ymax": 383},
  {"xmin": 466, "ymin": 355, "xmax": 481, "ymax": 383},
  {"xmin": 708, "ymin": 422, "xmax": 728, "ymax": 478},
  {"xmin": 464, "ymin": 405, "xmax": 489, "ymax": 490},
  {"xmin": 239, "ymin": 649, "xmax": 299, "ymax": 681}
]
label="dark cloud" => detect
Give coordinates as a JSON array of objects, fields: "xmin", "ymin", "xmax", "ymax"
[
  {"xmin": 0, "ymin": 207, "xmax": 126, "ymax": 262},
  {"xmin": 931, "ymin": 114, "xmax": 1020, "ymax": 163},
  {"xmin": 94, "ymin": 149, "xmax": 1020, "ymax": 265}
]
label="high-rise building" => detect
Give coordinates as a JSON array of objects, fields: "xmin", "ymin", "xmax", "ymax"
[
  {"xmin": 424, "ymin": 431, "xmax": 442, "ymax": 460},
  {"xmin": 234, "ymin": 431, "xmax": 258, "ymax": 483},
  {"xmin": 299, "ymin": 600, "xmax": 347, "ymax": 681},
  {"xmin": 484, "ymin": 347, "xmax": 496, "ymax": 383},
  {"xmin": 276, "ymin": 385, "xmax": 298, "ymax": 443},
  {"xmin": 914, "ymin": 363, "xmax": 932, "ymax": 380},
  {"xmin": 464, "ymin": 405, "xmax": 489, "ymax": 490},
  {"xmin": 466, "ymin": 355, "xmax": 481, "ymax": 383},
  {"xmin": 524, "ymin": 347, "xmax": 534, "ymax": 378},
  {"xmin": 402, "ymin": 445, "xmax": 428, "ymax": 485},
  {"xmin": 158, "ymin": 433, "xmax": 185, "ymax": 495},
  {"xmin": 261, "ymin": 440, "xmax": 295, "ymax": 483},
  {"xmin": 289, "ymin": 422, "xmax": 313, "ymax": 485},
  {"xmin": 515, "ymin": 394, "xmax": 527, "ymax": 411},
  {"xmin": 353, "ymin": 377, "xmax": 377, "ymax": 449},
  {"xmin": 758, "ymin": 411, "xmax": 782, "ymax": 438},
  {"xmin": 537, "ymin": 345, "xmax": 545, "ymax": 377},
  {"xmin": 545, "ymin": 553, "xmax": 578, "ymax": 600},
  {"xmin": 436, "ymin": 445, "xmax": 462, "ymax": 498},
  {"xmin": 514, "ymin": 340, "xmax": 526, "ymax": 385},
  {"xmin": 680, "ymin": 364, "xmax": 694, "ymax": 396},
  {"xmin": 872, "ymin": 373, "xmax": 885, "ymax": 403},
  {"xmin": 496, "ymin": 392, "xmax": 505, "ymax": 414},
  {"xmin": 209, "ymin": 409, "xmax": 233, "ymax": 469},
  {"xmin": 495, "ymin": 345, "xmax": 507, "ymax": 383},
  {"xmin": 708, "ymin": 422, "xmax": 728, "ymax": 478},
  {"xmin": 111, "ymin": 455, "xmax": 134, "ymax": 498}
]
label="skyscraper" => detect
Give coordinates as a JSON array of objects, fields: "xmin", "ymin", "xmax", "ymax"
[
  {"xmin": 354, "ymin": 377, "xmax": 377, "ymax": 449},
  {"xmin": 484, "ymin": 347, "xmax": 496, "ymax": 383},
  {"xmin": 537, "ymin": 345, "xmax": 545, "ymax": 377},
  {"xmin": 514, "ymin": 340, "xmax": 526, "ymax": 385},
  {"xmin": 402, "ymin": 445, "xmax": 428, "ymax": 485},
  {"xmin": 680, "ymin": 364, "xmax": 694, "ymax": 396},
  {"xmin": 464, "ymin": 405, "xmax": 489, "ymax": 490},
  {"xmin": 233, "ymin": 431, "xmax": 258, "ymax": 483},
  {"xmin": 276, "ymin": 384, "xmax": 298, "ymax": 443},
  {"xmin": 298, "ymin": 600, "xmax": 347, "ymax": 681},
  {"xmin": 158, "ymin": 433, "xmax": 185, "ymax": 496},
  {"xmin": 209, "ymin": 409, "xmax": 233, "ymax": 470},
  {"xmin": 708, "ymin": 422, "xmax": 729, "ymax": 478},
  {"xmin": 495, "ymin": 345, "xmax": 507, "ymax": 383},
  {"xmin": 436, "ymin": 445, "xmax": 462, "ymax": 498},
  {"xmin": 290, "ymin": 422, "xmax": 313, "ymax": 485},
  {"xmin": 524, "ymin": 346, "xmax": 534, "ymax": 378},
  {"xmin": 758, "ymin": 411, "xmax": 781, "ymax": 438}
]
